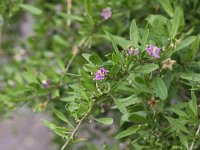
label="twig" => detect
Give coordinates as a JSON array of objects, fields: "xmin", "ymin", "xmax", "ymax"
[
  {"xmin": 65, "ymin": 53, "xmax": 76, "ymax": 73},
  {"xmin": 66, "ymin": 0, "xmax": 72, "ymax": 30},
  {"xmin": 189, "ymin": 124, "xmax": 200, "ymax": 150},
  {"xmin": 61, "ymin": 111, "xmax": 89, "ymax": 150},
  {"xmin": 0, "ymin": 15, "xmax": 3, "ymax": 54}
]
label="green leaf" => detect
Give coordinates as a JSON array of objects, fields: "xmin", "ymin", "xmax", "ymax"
[
  {"xmin": 153, "ymin": 77, "xmax": 168, "ymax": 100},
  {"xmin": 109, "ymin": 93, "xmax": 128, "ymax": 114},
  {"xmin": 84, "ymin": 0, "xmax": 94, "ymax": 24},
  {"xmin": 168, "ymin": 108, "xmax": 189, "ymax": 118},
  {"xmin": 52, "ymin": 108, "xmax": 74, "ymax": 129},
  {"xmin": 130, "ymin": 19, "xmax": 138, "ymax": 47},
  {"xmin": 146, "ymin": 15, "xmax": 168, "ymax": 28},
  {"xmin": 180, "ymin": 73, "xmax": 200, "ymax": 82},
  {"xmin": 135, "ymin": 63, "xmax": 159, "ymax": 74},
  {"xmin": 158, "ymin": 0, "xmax": 173, "ymax": 17},
  {"xmin": 20, "ymin": 4, "xmax": 42, "ymax": 15},
  {"xmin": 141, "ymin": 28, "xmax": 149, "ymax": 50},
  {"xmin": 105, "ymin": 30, "xmax": 119, "ymax": 53},
  {"xmin": 166, "ymin": 117, "xmax": 189, "ymax": 133},
  {"xmin": 105, "ymin": 31, "xmax": 131, "ymax": 48},
  {"xmin": 129, "ymin": 111, "xmax": 146, "ymax": 123},
  {"xmin": 89, "ymin": 53, "xmax": 103, "ymax": 66},
  {"xmin": 43, "ymin": 120, "xmax": 57, "ymax": 130},
  {"xmin": 82, "ymin": 53, "xmax": 91, "ymax": 62},
  {"xmin": 170, "ymin": 7, "xmax": 181, "ymax": 39},
  {"xmin": 132, "ymin": 80, "xmax": 153, "ymax": 94},
  {"xmin": 115, "ymin": 126, "xmax": 140, "ymax": 139},
  {"xmin": 43, "ymin": 120, "xmax": 70, "ymax": 139},
  {"xmin": 83, "ymin": 64, "xmax": 98, "ymax": 72},
  {"xmin": 94, "ymin": 118, "xmax": 113, "ymax": 125},
  {"xmin": 119, "ymin": 95, "xmax": 142, "ymax": 107},
  {"xmin": 53, "ymin": 35, "xmax": 69, "ymax": 46},
  {"xmin": 84, "ymin": 0, "xmax": 92, "ymax": 15},
  {"xmin": 112, "ymin": 36, "xmax": 131, "ymax": 48},
  {"xmin": 174, "ymin": 36, "xmax": 196, "ymax": 53},
  {"xmin": 23, "ymin": 71, "xmax": 38, "ymax": 83},
  {"xmin": 178, "ymin": 133, "xmax": 189, "ymax": 149},
  {"xmin": 80, "ymin": 69, "xmax": 96, "ymax": 91},
  {"xmin": 189, "ymin": 91, "xmax": 198, "ymax": 117},
  {"xmin": 57, "ymin": 59, "xmax": 65, "ymax": 72}
]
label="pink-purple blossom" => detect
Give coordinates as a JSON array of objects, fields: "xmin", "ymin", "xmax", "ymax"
[
  {"xmin": 42, "ymin": 79, "xmax": 50, "ymax": 88},
  {"xmin": 127, "ymin": 48, "xmax": 133, "ymax": 55},
  {"xmin": 101, "ymin": 7, "xmax": 112, "ymax": 20},
  {"xmin": 95, "ymin": 67, "xmax": 107, "ymax": 80},
  {"xmin": 134, "ymin": 48, "xmax": 140, "ymax": 55},
  {"xmin": 127, "ymin": 48, "xmax": 140, "ymax": 55},
  {"xmin": 146, "ymin": 44, "xmax": 161, "ymax": 58}
]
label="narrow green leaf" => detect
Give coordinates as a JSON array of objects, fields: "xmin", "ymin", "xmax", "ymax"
[
  {"xmin": 82, "ymin": 53, "xmax": 92, "ymax": 63},
  {"xmin": 105, "ymin": 30, "xmax": 119, "ymax": 53},
  {"xmin": 190, "ymin": 91, "xmax": 198, "ymax": 117},
  {"xmin": 115, "ymin": 126, "xmax": 140, "ymax": 139},
  {"xmin": 53, "ymin": 35, "xmax": 69, "ymax": 46},
  {"xmin": 166, "ymin": 117, "xmax": 189, "ymax": 133},
  {"xmin": 178, "ymin": 133, "xmax": 189, "ymax": 149},
  {"xmin": 20, "ymin": 4, "xmax": 42, "ymax": 15},
  {"xmin": 94, "ymin": 118, "xmax": 113, "ymax": 125},
  {"xmin": 89, "ymin": 53, "xmax": 103, "ymax": 66},
  {"xmin": 105, "ymin": 30, "xmax": 124, "ymax": 64},
  {"xmin": 43, "ymin": 120, "xmax": 70, "ymax": 139},
  {"xmin": 129, "ymin": 112, "xmax": 146, "ymax": 123},
  {"xmin": 135, "ymin": 63, "xmax": 159, "ymax": 74},
  {"xmin": 168, "ymin": 108, "xmax": 189, "ymax": 118},
  {"xmin": 130, "ymin": 19, "xmax": 138, "ymax": 47},
  {"xmin": 84, "ymin": 0, "xmax": 94, "ymax": 24},
  {"xmin": 57, "ymin": 59, "xmax": 65, "ymax": 72},
  {"xmin": 170, "ymin": 7, "xmax": 181, "ymax": 39},
  {"xmin": 112, "ymin": 35, "xmax": 131, "ymax": 48},
  {"xmin": 105, "ymin": 31, "xmax": 131, "ymax": 48},
  {"xmin": 180, "ymin": 73, "xmax": 200, "ymax": 82},
  {"xmin": 119, "ymin": 95, "xmax": 142, "ymax": 107},
  {"xmin": 43, "ymin": 120, "xmax": 57, "ymax": 130},
  {"xmin": 158, "ymin": 0, "xmax": 173, "ymax": 17},
  {"xmin": 109, "ymin": 93, "xmax": 128, "ymax": 114},
  {"xmin": 153, "ymin": 77, "xmax": 168, "ymax": 100},
  {"xmin": 52, "ymin": 108, "xmax": 74, "ymax": 129},
  {"xmin": 23, "ymin": 71, "xmax": 38, "ymax": 83},
  {"xmin": 174, "ymin": 36, "xmax": 196, "ymax": 53},
  {"xmin": 141, "ymin": 29, "xmax": 149, "ymax": 50}
]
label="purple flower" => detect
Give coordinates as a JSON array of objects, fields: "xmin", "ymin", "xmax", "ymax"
[
  {"xmin": 42, "ymin": 79, "xmax": 50, "ymax": 88},
  {"xmin": 134, "ymin": 48, "xmax": 140, "ymax": 55},
  {"xmin": 127, "ymin": 48, "xmax": 133, "ymax": 55},
  {"xmin": 127, "ymin": 48, "xmax": 140, "ymax": 55},
  {"xmin": 101, "ymin": 7, "xmax": 112, "ymax": 20},
  {"xmin": 95, "ymin": 67, "xmax": 107, "ymax": 80},
  {"xmin": 146, "ymin": 44, "xmax": 161, "ymax": 58}
]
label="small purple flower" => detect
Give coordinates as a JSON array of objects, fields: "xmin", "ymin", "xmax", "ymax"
[
  {"xmin": 127, "ymin": 48, "xmax": 133, "ymax": 55},
  {"xmin": 127, "ymin": 48, "xmax": 140, "ymax": 55},
  {"xmin": 95, "ymin": 67, "xmax": 107, "ymax": 80},
  {"xmin": 101, "ymin": 7, "xmax": 112, "ymax": 20},
  {"xmin": 146, "ymin": 44, "xmax": 161, "ymax": 58},
  {"xmin": 42, "ymin": 79, "xmax": 50, "ymax": 88},
  {"xmin": 134, "ymin": 48, "xmax": 140, "ymax": 55}
]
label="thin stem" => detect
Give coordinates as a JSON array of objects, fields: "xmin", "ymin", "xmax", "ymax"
[
  {"xmin": 65, "ymin": 54, "xmax": 76, "ymax": 73},
  {"xmin": 66, "ymin": 0, "xmax": 72, "ymax": 30},
  {"xmin": 61, "ymin": 112, "xmax": 89, "ymax": 150},
  {"xmin": 189, "ymin": 124, "xmax": 200, "ymax": 150},
  {"xmin": 0, "ymin": 15, "xmax": 3, "ymax": 54}
]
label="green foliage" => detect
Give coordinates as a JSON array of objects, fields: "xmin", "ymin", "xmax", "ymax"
[{"xmin": 1, "ymin": 0, "xmax": 200, "ymax": 150}]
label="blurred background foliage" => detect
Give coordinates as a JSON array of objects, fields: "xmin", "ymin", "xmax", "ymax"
[{"xmin": 0, "ymin": 0, "xmax": 200, "ymax": 149}]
